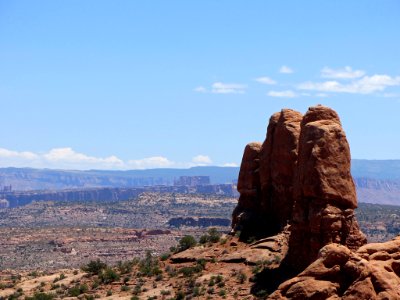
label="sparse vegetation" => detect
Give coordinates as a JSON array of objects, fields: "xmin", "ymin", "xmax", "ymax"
[
  {"xmin": 199, "ymin": 227, "xmax": 221, "ymax": 244},
  {"xmin": 25, "ymin": 292, "xmax": 55, "ymax": 300},
  {"xmin": 99, "ymin": 267, "xmax": 120, "ymax": 284},
  {"xmin": 82, "ymin": 259, "xmax": 107, "ymax": 275},
  {"xmin": 138, "ymin": 251, "xmax": 162, "ymax": 277},
  {"xmin": 177, "ymin": 235, "xmax": 197, "ymax": 252}
]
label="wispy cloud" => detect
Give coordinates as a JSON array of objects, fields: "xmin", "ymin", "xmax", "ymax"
[
  {"xmin": 298, "ymin": 74, "xmax": 400, "ymax": 94},
  {"xmin": 127, "ymin": 156, "xmax": 174, "ymax": 169},
  {"xmin": 193, "ymin": 86, "xmax": 207, "ymax": 93},
  {"xmin": 194, "ymin": 82, "xmax": 247, "ymax": 94},
  {"xmin": 0, "ymin": 147, "xmax": 226, "ymax": 170},
  {"xmin": 267, "ymin": 90, "xmax": 297, "ymax": 98},
  {"xmin": 255, "ymin": 77, "xmax": 276, "ymax": 85},
  {"xmin": 321, "ymin": 66, "xmax": 365, "ymax": 79},
  {"xmin": 211, "ymin": 82, "xmax": 247, "ymax": 94},
  {"xmin": 191, "ymin": 155, "xmax": 212, "ymax": 165},
  {"xmin": 279, "ymin": 65, "xmax": 294, "ymax": 74},
  {"xmin": 222, "ymin": 162, "xmax": 238, "ymax": 167}
]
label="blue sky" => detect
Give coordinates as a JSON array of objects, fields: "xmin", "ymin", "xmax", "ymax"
[{"xmin": 0, "ymin": 1, "xmax": 400, "ymax": 169}]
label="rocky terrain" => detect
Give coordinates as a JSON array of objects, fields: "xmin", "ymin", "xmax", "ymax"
[
  {"xmin": 3, "ymin": 105, "xmax": 400, "ymax": 299},
  {"xmin": 0, "ymin": 193, "xmax": 236, "ymax": 271}
]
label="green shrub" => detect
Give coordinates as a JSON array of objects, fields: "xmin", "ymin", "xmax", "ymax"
[
  {"xmin": 117, "ymin": 260, "xmax": 134, "ymax": 274},
  {"xmin": 178, "ymin": 235, "xmax": 197, "ymax": 252},
  {"xmin": 82, "ymin": 259, "xmax": 107, "ymax": 275},
  {"xmin": 207, "ymin": 228, "xmax": 221, "ymax": 243},
  {"xmin": 25, "ymin": 292, "xmax": 54, "ymax": 300},
  {"xmin": 99, "ymin": 268, "xmax": 120, "ymax": 284},
  {"xmin": 176, "ymin": 290, "xmax": 185, "ymax": 300},
  {"xmin": 138, "ymin": 251, "xmax": 162, "ymax": 277},
  {"xmin": 160, "ymin": 252, "xmax": 170, "ymax": 261},
  {"xmin": 106, "ymin": 290, "xmax": 112, "ymax": 296},
  {"xmin": 91, "ymin": 279, "xmax": 100, "ymax": 289},
  {"xmin": 160, "ymin": 290, "xmax": 171, "ymax": 295},
  {"xmin": 199, "ymin": 234, "xmax": 209, "ymax": 244},
  {"xmin": 68, "ymin": 284, "xmax": 87, "ymax": 297},
  {"xmin": 237, "ymin": 271, "xmax": 247, "ymax": 284},
  {"xmin": 121, "ymin": 285, "xmax": 130, "ymax": 292}
]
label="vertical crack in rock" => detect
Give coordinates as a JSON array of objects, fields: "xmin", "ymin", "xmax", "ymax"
[{"xmin": 232, "ymin": 105, "xmax": 366, "ymax": 272}]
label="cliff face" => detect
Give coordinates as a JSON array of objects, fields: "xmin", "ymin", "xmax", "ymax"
[{"xmin": 232, "ymin": 105, "xmax": 366, "ymax": 271}]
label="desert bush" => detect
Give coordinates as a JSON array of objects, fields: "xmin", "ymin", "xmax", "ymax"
[
  {"xmin": 237, "ymin": 271, "xmax": 247, "ymax": 283},
  {"xmin": 219, "ymin": 289, "xmax": 227, "ymax": 297},
  {"xmin": 207, "ymin": 228, "xmax": 221, "ymax": 243},
  {"xmin": 99, "ymin": 267, "xmax": 120, "ymax": 284},
  {"xmin": 121, "ymin": 285, "xmax": 130, "ymax": 291},
  {"xmin": 177, "ymin": 235, "xmax": 197, "ymax": 252},
  {"xmin": 160, "ymin": 252, "xmax": 170, "ymax": 261},
  {"xmin": 82, "ymin": 259, "xmax": 108, "ymax": 275},
  {"xmin": 117, "ymin": 260, "xmax": 134, "ymax": 274},
  {"xmin": 25, "ymin": 292, "xmax": 54, "ymax": 300},
  {"xmin": 178, "ymin": 260, "xmax": 204, "ymax": 277},
  {"xmin": 199, "ymin": 228, "xmax": 221, "ymax": 244},
  {"xmin": 68, "ymin": 284, "xmax": 88, "ymax": 297},
  {"xmin": 138, "ymin": 251, "xmax": 162, "ymax": 277},
  {"xmin": 160, "ymin": 290, "xmax": 171, "ymax": 295}
]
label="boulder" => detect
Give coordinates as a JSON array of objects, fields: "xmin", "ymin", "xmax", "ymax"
[{"xmin": 269, "ymin": 238, "xmax": 400, "ymax": 299}]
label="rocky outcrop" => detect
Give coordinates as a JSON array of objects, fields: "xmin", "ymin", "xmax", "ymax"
[
  {"xmin": 231, "ymin": 142, "xmax": 263, "ymax": 238},
  {"xmin": 270, "ymin": 238, "xmax": 400, "ymax": 299},
  {"xmin": 288, "ymin": 106, "xmax": 366, "ymax": 270},
  {"xmin": 259, "ymin": 109, "xmax": 302, "ymax": 231},
  {"xmin": 232, "ymin": 105, "xmax": 366, "ymax": 271}
]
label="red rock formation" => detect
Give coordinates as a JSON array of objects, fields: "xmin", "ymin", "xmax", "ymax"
[
  {"xmin": 259, "ymin": 109, "xmax": 302, "ymax": 229},
  {"xmin": 231, "ymin": 142, "xmax": 262, "ymax": 237},
  {"xmin": 269, "ymin": 238, "xmax": 400, "ymax": 299},
  {"xmin": 232, "ymin": 105, "xmax": 366, "ymax": 270},
  {"xmin": 288, "ymin": 105, "xmax": 366, "ymax": 270}
]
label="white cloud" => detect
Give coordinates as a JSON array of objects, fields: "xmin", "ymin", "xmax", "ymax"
[
  {"xmin": 0, "ymin": 148, "xmax": 38, "ymax": 160},
  {"xmin": 321, "ymin": 66, "xmax": 365, "ymax": 79},
  {"xmin": 279, "ymin": 65, "xmax": 294, "ymax": 74},
  {"xmin": 255, "ymin": 77, "xmax": 276, "ymax": 85},
  {"xmin": 267, "ymin": 90, "xmax": 297, "ymax": 98},
  {"xmin": 298, "ymin": 74, "xmax": 400, "ymax": 94},
  {"xmin": 222, "ymin": 162, "xmax": 238, "ymax": 167},
  {"xmin": 194, "ymin": 82, "xmax": 247, "ymax": 94},
  {"xmin": 192, "ymin": 155, "xmax": 212, "ymax": 165},
  {"xmin": 211, "ymin": 82, "xmax": 247, "ymax": 94},
  {"xmin": 127, "ymin": 156, "xmax": 174, "ymax": 169},
  {"xmin": 0, "ymin": 147, "xmax": 221, "ymax": 170},
  {"xmin": 194, "ymin": 86, "xmax": 207, "ymax": 93}
]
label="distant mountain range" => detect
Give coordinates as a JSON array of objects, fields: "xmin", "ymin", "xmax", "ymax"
[
  {"xmin": 0, "ymin": 166, "xmax": 240, "ymax": 191},
  {"xmin": 1, "ymin": 159, "xmax": 400, "ymax": 205}
]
